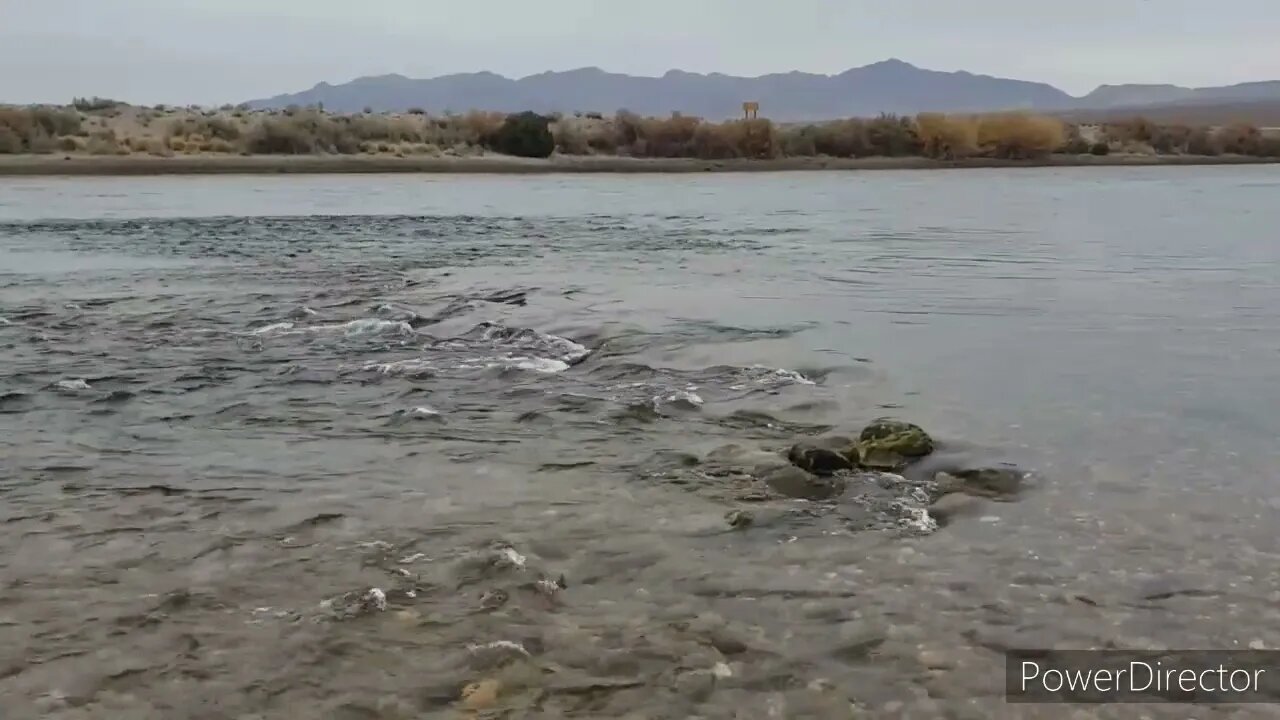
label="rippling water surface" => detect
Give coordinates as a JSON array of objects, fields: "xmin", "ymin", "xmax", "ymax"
[{"xmin": 2, "ymin": 168, "xmax": 1280, "ymax": 719}]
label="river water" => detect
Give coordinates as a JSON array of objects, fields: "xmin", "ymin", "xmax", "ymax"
[{"xmin": 2, "ymin": 168, "xmax": 1279, "ymax": 719}]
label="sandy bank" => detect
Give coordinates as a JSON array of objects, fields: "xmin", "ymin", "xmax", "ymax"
[{"xmin": 0, "ymin": 153, "xmax": 1277, "ymax": 176}]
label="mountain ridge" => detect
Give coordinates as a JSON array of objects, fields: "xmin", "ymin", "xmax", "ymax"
[{"xmin": 245, "ymin": 60, "xmax": 1280, "ymax": 121}]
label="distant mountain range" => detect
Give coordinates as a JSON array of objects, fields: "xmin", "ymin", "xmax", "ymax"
[{"xmin": 245, "ymin": 59, "xmax": 1280, "ymax": 121}]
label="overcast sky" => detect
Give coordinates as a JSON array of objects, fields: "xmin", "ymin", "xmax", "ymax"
[{"xmin": 4, "ymin": 0, "xmax": 1279, "ymax": 105}]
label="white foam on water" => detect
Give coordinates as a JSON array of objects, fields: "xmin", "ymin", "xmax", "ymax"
[
  {"xmin": 467, "ymin": 640, "xmax": 530, "ymax": 657},
  {"xmin": 497, "ymin": 546, "xmax": 526, "ymax": 568},
  {"xmin": 257, "ymin": 318, "xmax": 416, "ymax": 339},
  {"xmin": 411, "ymin": 406, "xmax": 441, "ymax": 417},
  {"xmin": 337, "ymin": 318, "xmax": 415, "ymax": 338},
  {"xmin": 758, "ymin": 366, "xmax": 815, "ymax": 385},
  {"xmin": 55, "ymin": 379, "xmax": 91, "ymax": 391},
  {"xmin": 252, "ymin": 321, "xmax": 295, "ymax": 335},
  {"xmin": 478, "ymin": 323, "xmax": 590, "ymax": 364},
  {"xmin": 504, "ymin": 356, "xmax": 570, "ymax": 373},
  {"xmin": 365, "ymin": 359, "xmax": 435, "ymax": 376},
  {"xmin": 900, "ymin": 507, "xmax": 938, "ymax": 535},
  {"xmin": 0, "ymin": 317, "xmax": 11, "ymax": 326},
  {"xmin": 364, "ymin": 588, "xmax": 388, "ymax": 611},
  {"xmin": 664, "ymin": 390, "xmax": 704, "ymax": 406}
]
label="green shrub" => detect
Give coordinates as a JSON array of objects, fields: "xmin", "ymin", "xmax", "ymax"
[
  {"xmin": 812, "ymin": 119, "xmax": 871, "ymax": 157},
  {"xmin": 72, "ymin": 96, "xmax": 122, "ymax": 112},
  {"xmin": 779, "ymin": 125, "xmax": 818, "ymax": 156},
  {"xmin": 486, "ymin": 111, "xmax": 555, "ymax": 158},
  {"xmin": 866, "ymin": 114, "xmax": 920, "ymax": 156},
  {"xmin": 1089, "ymin": 142, "xmax": 1110, "ymax": 156}
]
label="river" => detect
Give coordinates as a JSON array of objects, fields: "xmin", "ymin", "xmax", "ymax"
[{"xmin": 2, "ymin": 167, "xmax": 1279, "ymax": 719}]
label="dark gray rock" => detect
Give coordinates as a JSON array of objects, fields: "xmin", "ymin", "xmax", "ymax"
[
  {"xmin": 760, "ymin": 466, "xmax": 847, "ymax": 501},
  {"xmin": 787, "ymin": 442, "xmax": 854, "ymax": 476}
]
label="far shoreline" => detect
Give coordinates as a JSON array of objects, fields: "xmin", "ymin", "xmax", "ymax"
[{"xmin": 0, "ymin": 153, "xmax": 1277, "ymax": 177}]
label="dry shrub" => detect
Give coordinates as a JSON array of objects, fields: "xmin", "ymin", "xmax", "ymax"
[
  {"xmin": 550, "ymin": 118, "xmax": 591, "ymax": 155},
  {"xmin": 86, "ymin": 130, "xmax": 122, "ymax": 155},
  {"xmin": 627, "ymin": 113, "xmax": 701, "ymax": 157},
  {"xmin": 58, "ymin": 136, "xmax": 83, "ymax": 152},
  {"xmin": 1150, "ymin": 124, "xmax": 1192, "ymax": 154},
  {"xmin": 976, "ymin": 112, "xmax": 1064, "ymax": 159},
  {"xmin": 169, "ymin": 138, "xmax": 187, "ymax": 152},
  {"xmin": 245, "ymin": 111, "xmax": 360, "ymax": 154},
  {"xmin": 459, "ymin": 111, "xmax": 505, "ymax": 143},
  {"xmin": 1215, "ymin": 124, "xmax": 1262, "ymax": 155},
  {"xmin": 1104, "ymin": 117, "xmax": 1159, "ymax": 144},
  {"xmin": 691, "ymin": 122, "xmax": 737, "ymax": 159},
  {"xmin": 693, "ymin": 119, "xmax": 778, "ymax": 159},
  {"xmin": 915, "ymin": 113, "xmax": 978, "ymax": 159},
  {"xmin": 0, "ymin": 126, "xmax": 22, "ymax": 153},
  {"xmin": 168, "ymin": 115, "xmax": 241, "ymax": 141},
  {"xmin": 346, "ymin": 114, "xmax": 424, "ymax": 143},
  {"xmin": 127, "ymin": 136, "xmax": 169, "ymax": 155},
  {"xmin": 1056, "ymin": 124, "xmax": 1091, "ymax": 154},
  {"xmin": 0, "ymin": 107, "xmax": 84, "ymax": 151},
  {"xmin": 1186, "ymin": 128, "xmax": 1219, "ymax": 155},
  {"xmin": 207, "ymin": 138, "xmax": 234, "ymax": 153}
]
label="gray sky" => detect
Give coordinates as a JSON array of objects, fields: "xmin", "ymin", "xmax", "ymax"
[{"xmin": 4, "ymin": 0, "xmax": 1279, "ymax": 105}]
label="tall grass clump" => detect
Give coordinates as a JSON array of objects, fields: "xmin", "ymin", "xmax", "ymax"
[
  {"xmin": 915, "ymin": 113, "xmax": 978, "ymax": 159},
  {"xmin": 976, "ymin": 112, "xmax": 1064, "ymax": 159}
]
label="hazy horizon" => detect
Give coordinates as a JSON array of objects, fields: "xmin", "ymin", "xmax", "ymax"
[{"xmin": 4, "ymin": 0, "xmax": 1279, "ymax": 106}]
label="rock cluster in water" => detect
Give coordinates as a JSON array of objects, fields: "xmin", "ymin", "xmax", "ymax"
[{"xmin": 645, "ymin": 417, "xmax": 1031, "ymax": 536}]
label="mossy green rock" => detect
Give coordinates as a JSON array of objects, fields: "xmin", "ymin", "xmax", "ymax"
[{"xmin": 857, "ymin": 418, "xmax": 935, "ymax": 458}]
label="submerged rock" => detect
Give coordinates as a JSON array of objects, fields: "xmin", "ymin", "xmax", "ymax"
[
  {"xmin": 787, "ymin": 442, "xmax": 854, "ymax": 476},
  {"xmin": 856, "ymin": 418, "xmax": 935, "ymax": 459},
  {"xmin": 725, "ymin": 509, "xmax": 754, "ymax": 529},
  {"xmin": 760, "ymin": 465, "xmax": 847, "ymax": 501},
  {"xmin": 927, "ymin": 493, "xmax": 987, "ymax": 525},
  {"xmin": 936, "ymin": 466, "xmax": 1027, "ymax": 499}
]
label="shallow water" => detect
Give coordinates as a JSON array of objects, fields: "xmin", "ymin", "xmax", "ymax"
[{"xmin": 2, "ymin": 168, "xmax": 1280, "ymax": 719}]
